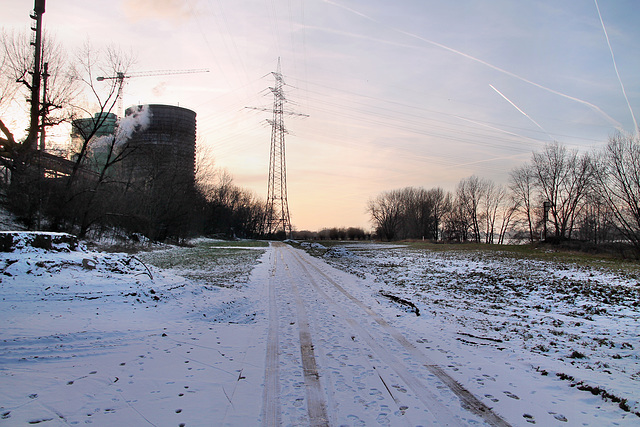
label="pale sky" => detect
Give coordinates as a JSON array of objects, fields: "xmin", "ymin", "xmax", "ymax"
[{"xmin": 2, "ymin": 0, "xmax": 639, "ymax": 231}]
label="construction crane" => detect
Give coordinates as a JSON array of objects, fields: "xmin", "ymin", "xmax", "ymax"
[{"xmin": 96, "ymin": 68, "xmax": 209, "ymax": 117}]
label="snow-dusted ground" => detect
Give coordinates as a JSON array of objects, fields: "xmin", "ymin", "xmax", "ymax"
[
  {"xmin": 0, "ymin": 237, "xmax": 269, "ymax": 426},
  {"xmin": 0, "ymin": 237, "xmax": 638, "ymax": 426},
  {"xmin": 314, "ymin": 242, "xmax": 640, "ymax": 425}
]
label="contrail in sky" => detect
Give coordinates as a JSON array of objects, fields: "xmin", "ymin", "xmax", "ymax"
[
  {"xmin": 594, "ymin": 0, "xmax": 638, "ymax": 135},
  {"xmin": 323, "ymin": 0, "xmax": 624, "ymax": 130},
  {"xmin": 453, "ymin": 114, "xmax": 544, "ymax": 146},
  {"xmin": 489, "ymin": 84, "xmax": 551, "ymax": 140}
]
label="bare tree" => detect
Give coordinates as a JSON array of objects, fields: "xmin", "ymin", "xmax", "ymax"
[
  {"xmin": 0, "ymin": 30, "xmax": 28, "ymax": 113},
  {"xmin": 195, "ymin": 140, "xmax": 218, "ymax": 196},
  {"xmin": 593, "ymin": 133, "xmax": 640, "ymax": 250},
  {"xmin": 576, "ymin": 190, "xmax": 615, "ymax": 244},
  {"xmin": 367, "ymin": 189, "xmax": 404, "ymax": 240},
  {"xmin": 456, "ymin": 175, "xmax": 490, "ymax": 242},
  {"xmin": 426, "ymin": 187, "xmax": 450, "ymax": 241},
  {"xmin": 509, "ymin": 164, "xmax": 537, "ymax": 242},
  {"xmin": 0, "ymin": 30, "xmax": 80, "ymax": 228},
  {"xmin": 531, "ymin": 142, "xmax": 594, "ymax": 239},
  {"xmin": 0, "ymin": 29, "xmax": 79, "ymax": 161},
  {"xmin": 396, "ymin": 187, "xmax": 424, "ymax": 239},
  {"xmin": 483, "ymin": 181, "xmax": 502, "ymax": 244},
  {"xmin": 68, "ymin": 43, "xmax": 134, "ymax": 183},
  {"xmin": 367, "ymin": 186, "xmax": 451, "ymax": 241},
  {"xmin": 443, "ymin": 198, "xmax": 470, "ymax": 242},
  {"xmin": 497, "ymin": 191, "xmax": 520, "ymax": 244}
]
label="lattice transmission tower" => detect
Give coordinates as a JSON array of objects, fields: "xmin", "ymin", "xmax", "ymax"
[{"xmin": 249, "ymin": 59, "xmax": 307, "ymax": 237}]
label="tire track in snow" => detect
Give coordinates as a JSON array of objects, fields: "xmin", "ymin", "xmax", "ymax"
[
  {"xmin": 262, "ymin": 245, "xmax": 281, "ymax": 427},
  {"xmin": 287, "ymin": 246, "xmax": 464, "ymax": 425},
  {"xmin": 275, "ymin": 243, "xmax": 329, "ymax": 426},
  {"xmin": 287, "ymin": 245, "xmax": 511, "ymax": 427}
]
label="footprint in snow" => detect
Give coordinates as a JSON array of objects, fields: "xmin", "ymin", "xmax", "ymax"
[
  {"xmin": 484, "ymin": 394, "xmax": 499, "ymax": 402},
  {"xmin": 346, "ymin": 414, "xmax": 366, "ymax": 426},
  {"xmin": 523, "ymin": 413, "xmax": 535, "ymax": 424},
  {"xmin": 503, "ymin": 391, "xmax": 520, "ymax": 400},
  {"xmin": 26, "ymin": 418, "xmax": 53, "ymax": 424},
  {"xmin": 549, "ymin": 412, "xmax": 568, "ymax": 422},
  {"xmin": 392, "ymin": 385, "xmax": 407, "ymax": 393}
]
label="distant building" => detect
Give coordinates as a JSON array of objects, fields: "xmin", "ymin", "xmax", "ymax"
[
  {"xmin": 70, "ymin": 112, "xmax": 117, "ymax": 150},
  {"xmin": 120, "ymin": 104, "xmax": 196, "ymax": 187},
  {"xmin": 117, "ymin": 104, "xmax": 198, "ymax": 240},
  {"xmin": 70, "ymin": 112, "xmax": 118, "ymax": 170}
]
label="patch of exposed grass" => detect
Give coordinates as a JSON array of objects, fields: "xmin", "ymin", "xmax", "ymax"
[
  {"xmin": 208, "ymin": 240, "xmax": 269, "ymax": 248},
  {"xmin": 138, "ymin": 239, "xmax": 267, "ymax": 287}
]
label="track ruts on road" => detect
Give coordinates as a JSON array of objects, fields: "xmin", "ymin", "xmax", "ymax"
[
  {"xmin": 262, "ymin": 243, "xmax": 510, "ymax": 426},
  {"xmin": 286, "ymin": 257, "xmax": 330, "ymax": 426},
  {"xmin": 262, "ymin": 248, "xmax": 281, "ymax": 427},
  {"xmin": 263, "ymin": 243, "xmax": 329, "ymax": 427},
  {"xmin": 286, "ymin": 245, "xmax": 510, "ymax": 427}
]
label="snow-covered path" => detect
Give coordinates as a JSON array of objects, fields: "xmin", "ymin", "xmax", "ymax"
[
  {"xmin": 2, "ymin": 238, "xmax": 637, "ymax": 426},
  {"xmin": 264, "ymin": 242, "xmax": 506, "ymax": 426}
]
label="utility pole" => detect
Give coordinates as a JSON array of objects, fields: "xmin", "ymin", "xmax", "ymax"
[
  {"xmin": 249, "ymin": 59, "xmax": 307, "ymax": 238},
  {"xmin": 26, "ymin": 0, "xmax": 45, "ymax": 152},
  {"xmin": 39, "ymin": 62, "xmax": 49, "ymax": 151}
]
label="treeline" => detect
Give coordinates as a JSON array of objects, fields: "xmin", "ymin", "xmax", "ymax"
[
  {"xmin": 368, "ymin": 136, "xmax": 640, "ymax": 253},
  {"xmin": 196, "ymin": 169, "xmax": 265, "ymax": 240},
  {"xmin": 3, "ymin": 153, "xmax": 265, "ymax": 242},
  {"xmin": 294, "ymin": 227, "xmax": 370, "ymax": 241}
]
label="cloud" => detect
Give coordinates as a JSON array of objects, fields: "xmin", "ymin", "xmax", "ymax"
[{"xmin": 121, "ymin": 0, "xmax": 194, "ymax": 24}]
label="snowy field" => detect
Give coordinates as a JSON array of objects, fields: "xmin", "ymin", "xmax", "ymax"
[
  {"xmin": 0, "ymin": 235, "xmax": 638, "ymax": 426},
  {"xmin": 312, "ymin": 242, "xmax": 640, "ymax": 424},
  {"xmin": 0, "ymin": 236, "xmax": 270, "ymax": 426}
]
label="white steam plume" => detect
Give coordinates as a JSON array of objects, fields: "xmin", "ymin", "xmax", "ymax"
[
  {"xmin": 115, "ymin": 104, "xmax": 152, "ymax": 146},
  {"xmin": 88, "ymin": 105, "xmax": 152, "ymax": 156},
  {"xmin": 594, "ymin": 0, "xmax": 638, "ymax": 135},
  {"xmin": 489, "ymin": 84, "xmax": 551, "ymax": 140}
]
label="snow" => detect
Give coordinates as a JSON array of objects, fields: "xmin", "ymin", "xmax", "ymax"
[
  {"xmin": 0, "ymin": 238, "xmax": 269, "ymax": 425},
  {"xmin": 318, "ymin": 243, "xmax": 640, "ymax": 425},
  {"xmin": 1, "ymin": 238, "xmax": 638, "ymax": 426},
  {"xmin": 300, "ymin": 242, "xmax": 327, "ymax": 250},
  {"xmin": 322, "ymin": 246, "xmax": 355, "ymax": 258}
]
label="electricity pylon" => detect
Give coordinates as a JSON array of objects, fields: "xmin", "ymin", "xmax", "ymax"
[{"xmin": 248, "ymin": 59, "xmax": 307, "ymax": 238}]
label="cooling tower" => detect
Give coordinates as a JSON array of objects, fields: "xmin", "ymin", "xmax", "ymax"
[{"xmin": 123, "ymin": 104, "xmax": 196, "ymax": 185}]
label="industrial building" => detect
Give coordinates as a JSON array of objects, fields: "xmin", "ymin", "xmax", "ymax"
[
  {"xmin": 69, "ymin": 105, "xmax": 197, "ymax": 186},
  {"xmin": 70, "ymin": 112, "xmax": 118, "ymax": 170},
  {"xmin": 121, "ymin": 104, "xmax": 197, "ymax": 186},
  {"xmin": 71, "ymin": 112, "xmax": 118, "ymax": 144}
]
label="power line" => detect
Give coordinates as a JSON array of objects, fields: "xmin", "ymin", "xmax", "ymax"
[{"xmin": 250, "ymin": 59, "xmax": 307, "ymax": 237}]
